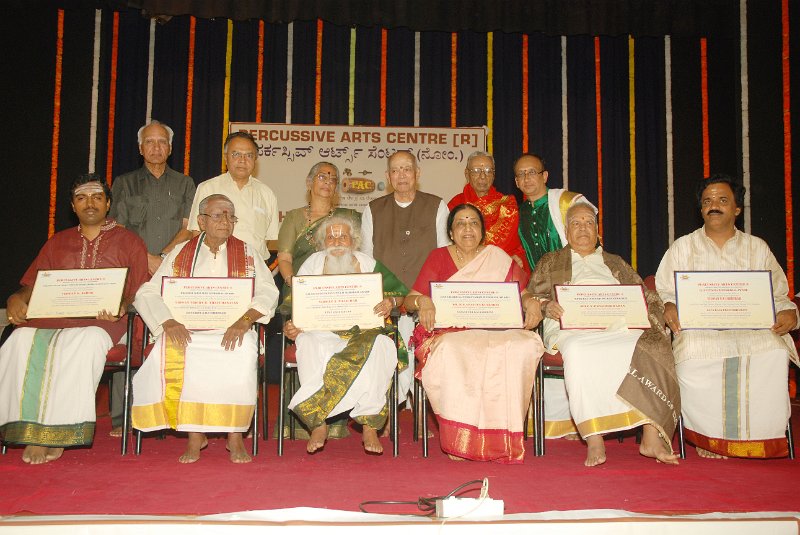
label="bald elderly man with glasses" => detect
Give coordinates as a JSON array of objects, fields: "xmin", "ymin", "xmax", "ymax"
[{"xmin": 448, "ymin": 151, "xmax": 528, "ymax": 271}]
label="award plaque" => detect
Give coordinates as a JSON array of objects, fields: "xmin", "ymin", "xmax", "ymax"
[
  {"xmin": 26, "ymin": 268, "xmax": 128, "ymax": 319},
  {"xmin": 161, "ymin": 277, "xmax": 254, "ymax": 330},
  {"xmin": 675, "ymin": 270, "xmax": 775, "ymax": 329},
  {"xmin": 292, "ymin": 272, "xmax": 384, "ymax": 331},
  {"xmin": 431, "ymin": 281, "xmax": 523, "ymax": 329},
  {"xmin": 554, "ymin": 284, "xmax": 650, "ymax": 329}
]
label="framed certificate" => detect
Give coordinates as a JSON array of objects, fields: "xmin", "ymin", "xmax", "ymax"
[
  {"xmin": 161, "ymin": 277, "xmax": 254, "ymax": 330},
  {"xmin": 430, "ymin": 281, "xmax": 523, "ymax": 329},
  {"xmin": 292, "ymin": 272, "xmax": 384, "ymax": 331},
  {"xmin": 554, "ymin": 284, "xmax": 650, "ymax": 330},
  {"xmin": 675, "ymin": 270, "xmax": 775, "ymax": 329},
  {"xmin": 26, "ymin": 267, "xmax": 129, "ymax": 319}
]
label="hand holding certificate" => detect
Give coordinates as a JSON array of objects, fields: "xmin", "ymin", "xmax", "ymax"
[
  {"xmin": 26, "ymin": 268, "xmax": 129, "ymax": 319},
  {"xmin": 554, "ymin": 284, "xmax": 650, "ymax": 329},
  {"xmin": 292, "ymin": 273, "xmax": 384, "ymax": 331},
  {"xmin": 674, "ymin": 271, "xmax": 775, "ymax": 329}
]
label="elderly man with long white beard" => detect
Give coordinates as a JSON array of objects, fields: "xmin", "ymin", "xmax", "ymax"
[
  {"xmin": 132, "ymin": 194, "xmax": 279, "ymax": 464},
  {"xmin": 282, "ymin": 215, "xmax": 408, "ymax": 455}
]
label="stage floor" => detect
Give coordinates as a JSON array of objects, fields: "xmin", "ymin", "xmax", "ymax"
[{"xmin": 1, "ymin": 387, "xmax": 798, "ymax": 526}]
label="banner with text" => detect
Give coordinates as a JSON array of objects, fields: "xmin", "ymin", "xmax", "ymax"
[{"xmin": 230, "ymin": 123, "xmax": 486, "ymax": 221}]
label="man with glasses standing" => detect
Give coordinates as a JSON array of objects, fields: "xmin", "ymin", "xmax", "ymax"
[
  {"xmin": 514, "ymin": 153, "xmax": 595, "ymax": 271},
  {"xmin": 187, "ymin": 131, "xmax": 279, "ymax": 260},
  {"xmin": 513, "ymin": 152, "xmax": 595, "ymax": 442},
  {"xmin": 448, "ymin": 151, "xmax": 528, "ymax": 271}
]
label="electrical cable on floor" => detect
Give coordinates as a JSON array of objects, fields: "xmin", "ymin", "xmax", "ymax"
[{"xmin": 358, "ymin": 478, "xmax": 486, "ymax": 516}]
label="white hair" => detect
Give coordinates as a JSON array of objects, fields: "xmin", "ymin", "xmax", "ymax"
[
  {"xmin": 198, "ymin": 194, "xmax": 235, "ymax": 215},
  {"xmin": 137, "ymin": 121, "xmax": 174, "ymax": 145},
  {"xmin": 313, "ymin": 215, "xmax": 362, "ymax": 251},
  {"xmin": 466, "ymin": 150, "xmax": 495, "ymax": 168}
]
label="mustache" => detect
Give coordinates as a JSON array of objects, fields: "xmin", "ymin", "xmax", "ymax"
[{"xmin": 706, "ymin": 209, "xmax": 723, "ymax": 215}]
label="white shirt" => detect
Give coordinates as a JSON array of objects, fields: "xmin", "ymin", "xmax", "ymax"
[
  {"xmin": 134, "ymin": 238, "xmax": 279, "ymax": 337},
  {"xmin": 360, "ymin": 197, "xmax": 451, "ymax": 256},
  {"xmin": 187, "ymin": 173, "xmax": 279, "ymax": 258},
  {"xmin": 655, "ymin": 227, "xmax": 799, "ymax": 362}
]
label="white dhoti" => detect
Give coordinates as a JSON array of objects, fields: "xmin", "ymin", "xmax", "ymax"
[
  {"xmin": 558, "ymin": 328, "xmax": 646, "ymax": 438},
  {"xmin": 0, "ymin": 326, "xmax": 112, "ymax": 446},
  {"xmin": 131, "ymin": 330, "xmax": 257, "ymax": 433},
  {"xmin": 288, "ymin": 330, "xmax": 397, "ymax": 428},
  {"xmin": 678, "ymin": 348, "xmax": 791, "ymax": 458}
]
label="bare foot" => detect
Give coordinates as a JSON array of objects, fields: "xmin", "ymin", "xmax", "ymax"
[
  {"xmin": 45, "ymin": 447, "xmax": 64, "ymax": 462},
  {"xmin": 22, "ymin": 445, "xmax": 48, "ymax": 465},
  {"xmin": 179, "ymin": 432, "xmax": 208, "ymax": 463},
  {"xmin": 226, "ymin": 432, "xmax": 252, "ymax": 463},
  {"xmin": 639, "ymin": 424, "xmax": 679, "ymax": 465},
  {"xmin": 109, "ymin": 427, "xmax": 123, "ymax": 438},
  {"xmin": 447, "ymin": 454, "xmax": 466, "ymax": 461},
  {"xmin": 307, "ymin": 424, "xmax": 328, "ymax": 453},
  {"xmin": 362, "ymin": 426, "xmax": 383, "ymax": 454},
  {"xmin": 563, "ymin": 433, "xmax": 581, "ymax": 441},
  {"xmin": 380, "ymin": 424, "xmax": 391, "ymax": 438},
  {"xmin": 697, "ymin": 446, "xmax": 727, "ymax": 459},
  {"xmin": 584, "ymin": 434, "xmax": 607, "ymax": 467}
]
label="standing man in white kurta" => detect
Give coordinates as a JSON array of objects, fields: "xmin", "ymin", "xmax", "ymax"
[
  {"xmin": 656, "ymin": 174, "xmax": 799, "ymax": 459},
  {"xmin": 133, "ymin": 194, "xmax": 279, "ymax": 464}
]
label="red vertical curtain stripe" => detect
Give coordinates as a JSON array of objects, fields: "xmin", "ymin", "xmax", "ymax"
[
  {"xmin": 450, "ymin": 32, "xmax": 457, "ymax": 128},
  {"xmin": 183, "ymin": 16, "xmax": 196, "ymax": 176},
  {"xmin": 700, "ymin": 38, "xmax": 710, "ymax": 178},
  {"xmin": 104, "ymin": 12, "xmax": 119, "ymax": 187},
  {"xmin": 594, "ymin": 36, "xmax": 604, "ymax": 236},
  {"xmin": 314, "ymin": 19, "xmax": 323, "ymax": 125},
  {"xmin": 521, "ymin": 34, "xmax": 529, "ymax": 153},
  {"xmin": 256, "ymin": 21, "xmax": 264, "ymax": 122},
  {"xmin": 380, "ymin": 29, "xmax": 388, "ymax": 127},
  {"xmin": 48, "ymin": 9, "xmax": 65, "ymax": 238},
  {"xmin": 781, "ymin": 0, "xmax": 794, "ymax": 294}
]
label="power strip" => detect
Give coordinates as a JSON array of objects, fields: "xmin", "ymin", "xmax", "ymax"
[{"xmin": 435, "ymin": 496, "xmax": 505, "ymax": 519}]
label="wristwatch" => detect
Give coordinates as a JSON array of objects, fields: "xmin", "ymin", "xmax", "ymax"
[{"xmin": 241, "ymin": 313, "xmax": 253, "ymax": 324}]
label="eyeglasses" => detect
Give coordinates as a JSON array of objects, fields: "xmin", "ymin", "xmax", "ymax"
[
  {"xmin": 201, "ymin": 213, "xmax": 239, "ymax": 223},
  {"xmin": 142, "ymin": 138, "xmax": 169, "ymax": 147},
  {"xmin": 314, "ymin": 173, "xmax": 339, "ymax": 185},
  {"xmin": 515, "ymin": 169, "xmax": 544, "ymax": 179},
  {"xmin": 468, "ymin": 167, "xmax": 495, "ymax": 176},
  {"xmin": 228, "ymin": 151, "xmax": 256, "ymax": 161}
]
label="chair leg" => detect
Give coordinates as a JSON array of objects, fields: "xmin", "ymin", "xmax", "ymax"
[
  {"xmin": 261, "ymin": 325, "xmax": 269, "ymax": 443},
  {"xmin": 535, "ymin": 361, "xmax": 545, "ymax": 456},
  {"xmin": 135, "ymin": 430, "xmax": 143, "ymax": 455},
  {"xmin": 787, "ymin": 419, "xmax": 795, "ymax": 460},
  {"xmin": 1, "ymin": 442, "xmax": 6, "ymax": 454},
  {"xmin": 678, "ymin": 414, "xmax": 686, "ymax": 459},
  {"xmin": 412, "ymin": 379, "xmax": 420, "ymax": 442},
  {"xmin": 252, "ymin": 387, "xmax": 259, "ymax": 457},
  {"xmin": 121, "ymin": 312, "xmax": 138, "ymax": 456},
  {"xmin": 421, "ymin": 385, "xmax": 429, "ymax": 458},
  {"xmin": 277, "ymin": 345, "xmax": 286, "ymax": 457},
  {"xmin": 391, "ymin": 367, "xmax": 399, "ymax": 458}
]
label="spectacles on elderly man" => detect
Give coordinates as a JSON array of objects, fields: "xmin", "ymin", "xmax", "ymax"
[
  {"xmin": 468, "ymin": 167, "xmax": 494, "ymax": 176},
  {"xmin": 201, "ymin": 213, "xmax": 239, "ymax": 223},
  {"xmin": 228, "ymin": 151, "xmax": 256, "ymax": 161}
]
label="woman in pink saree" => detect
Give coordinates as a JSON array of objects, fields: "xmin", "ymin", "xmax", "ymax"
[{"xmin": 406, "ymin": 204, "xmax": 544, "ymax": 463}]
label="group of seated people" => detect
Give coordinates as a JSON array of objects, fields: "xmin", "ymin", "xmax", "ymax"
[{"xmin": 1, "ymin": 143, "xmax": 797, "ymax": 469}]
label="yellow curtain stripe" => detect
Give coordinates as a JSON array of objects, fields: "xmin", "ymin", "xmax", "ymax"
[
  {"xmin": 628, "ymin": 35, "xmax": 637, "ymax": 270},
  {"xmin": 221, "ymin": 19, "xmax": 233, "ymax": 173},
  {"xmin": 348, "ymin": 28, "xmax": 356, "ymax": 125},
  {"xmin": 487, "ymin": 32, "xmax": 494, "ymax": 153}
]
